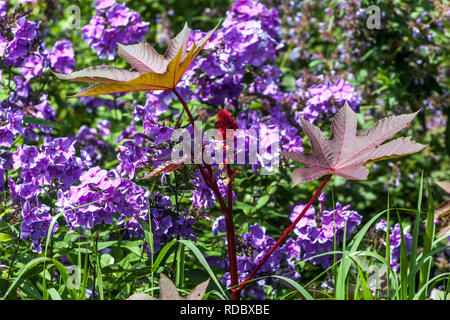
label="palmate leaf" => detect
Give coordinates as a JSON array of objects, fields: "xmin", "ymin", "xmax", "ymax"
[
  {"xmin": 435, "ymin": 181, "xmax": 450, "ymax": 220},
  {"xmin": 127, "ymin": 274, "xmax": 210, "ymax": 300},
  {"xmin": 53, "ymin": 23, "xmax": 218, "ymax": 97},
  {"xmin": 282, "ymin": 103, "xmax": 426, "ymax": 185},
  {"xmin": 434, "ymin": 180, "xmax": 450, "ymax": 237}
]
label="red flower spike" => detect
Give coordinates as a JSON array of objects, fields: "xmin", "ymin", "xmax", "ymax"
[{"xmin": 217, "ymin": 109, "xmax": 238, "ymax": 139}]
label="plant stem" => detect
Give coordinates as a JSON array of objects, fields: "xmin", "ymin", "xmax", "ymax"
[
  {"xmin": 226, "ymin": 163, "xmax": 240, "ymax": 300},
  {"xmin": 234, "ymin": 175, "xmax": 331, "ymax": 294},
  {"xmin": 171, "ymin": 88, "xmax": 240, "ymax": 300}
]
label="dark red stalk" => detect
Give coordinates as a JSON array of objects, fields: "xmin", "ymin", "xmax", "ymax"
[
  {"xmin": 225, "ymin": 163, "xmax": 240, "ymax": 300},
  {"xmin": 172, "ymin": 89, "xmax": 240, "ymax": 300},
  {"xmin": 234, "ymin": 174, "xmax": 331, "ymax": 294}
]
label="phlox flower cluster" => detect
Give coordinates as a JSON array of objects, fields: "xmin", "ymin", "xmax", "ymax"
[
  {"xmin": 57, "ymin": 165, "xmax": 196, "ymax": 254},
  {"xmin": 290, "ymin": 197, "xmax": 362, "ymax": 269},
  {"xmin": 82, "ymin": 0, "xmax": 149, "ymax": 60},
  {"xmin": 8, "ymin": 136, "xmax": 84, "ymax": 252},
  {"xmin": 190, "ymin": 0, "xmax": 282, "ymax": 107},
  {"xmin": 118, "ymin": 192, "xmax": 196, "ymax": 253},
  {"xmin": 211, "ymin": 193, "xmax": 362, "ymax": 298},
  {"xmin": 0, "ymin": 5, "xmax": 75, "ymax": 142},
  {"xmin": 374, "ymin": 219, "xmax": 413, "ymax": 271}
]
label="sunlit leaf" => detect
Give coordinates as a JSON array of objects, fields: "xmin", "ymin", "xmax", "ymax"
[{"xmin": 53, "ymin": 23, "xmax": 219, "ymax": 97}]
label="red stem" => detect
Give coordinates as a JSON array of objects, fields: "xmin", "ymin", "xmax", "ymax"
[
  {"xmin": 234, "ymin": 174, "xmax": 331, "ymax": 294},
  {"xmin": 226, "ymin": 163, "xmax": 240, "ymax": 300},
  {"xmin": 172, "ymin": 89, "xmax": 240, "ymax": 300}
]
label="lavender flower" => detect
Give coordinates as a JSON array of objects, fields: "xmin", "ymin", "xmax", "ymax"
[
  {"xmin": 82, "ymin": 1, "xmax": 149, "ymax": 60},
  {"xmin": 375, "ymin": 219, "xmax": 413, "ymax": 271}
]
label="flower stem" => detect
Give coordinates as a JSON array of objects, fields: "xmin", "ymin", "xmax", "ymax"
[
  {"xmin": 171, "ymin": 89, "xmax": 240, "ymax": 300},
  {"xmin": 234, "ymin": 175, "xmax": 331, "ymax": 294}
]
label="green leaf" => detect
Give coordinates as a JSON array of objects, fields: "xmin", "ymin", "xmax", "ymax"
[
  {"xmin": 19, "ymin": 279, "xmax": 43, "ymax": 299},
  {"xmin": 22, "ymin": 116, "xmax": 65, "ymax": 128},
  {"xmin": 0, "ymin": 233, "xmax": 11, "ymax": 242},
  {"xmin": 252, "ymin": 195, "xmax": 270, "ymax": 212},
  {"xmin": 0, "ymin": 91, "xmax": 9, "ymax": 102}
]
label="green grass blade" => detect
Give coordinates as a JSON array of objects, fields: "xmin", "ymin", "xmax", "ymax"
[
  {"xmin": 361, "ymin": 250, "xmax": 399, "ymax": 296},
  {"xmin": 349, "ymin": 211, "xmax": 387, "ymax": 252},
  {"xmin": 42, "ymin": 212, "xmax": 63, "ymax": 300},
  {"xmin": 408, "ymin": 246, "xmax": 450, "ymax": 284},
  {"xmin": 175, "ymin": 242, "xmax": 185, "ymax": 288},
  {"xmin": 385, "ymin": 190, "xmax": 391, "ymax": 299},
  {"xmin": 80, "ymin": 252, "xmax": 90, "ymax": 300},
  {"xmin": 332, "ymin": 210, "xmax": 385, "ymax": 299},
  {"xmin": 152, "ymin": 240, "xmax": 177, "ymax": 273},
  {"xmin": 1, "ymin": 257, "xmax": 79, "ymax": 300},
  {"xmin": 351, "ymin": 258, "xmax": 373, "ymax": 300},
  {"xmin": 396, "ymin": 209, "xmax": 409, "ymax": 300},
  {"xmin": 50, "ymin": 259, "xmax": 80, "ymax": 300},
  {"xmin": 22, "ymin": 116, "xmax": 65, "ymax": 128},
  {"xmin": 47, "ymin": 288, "xmax": 62, "ymax": 300},
  {"xmin": 178, "ymin": 239, "xmax": 228, "ymax": 300},
  {"xmin": 2, "ymin": 257, "xmax": 50, "ymax": 299},
  {"xmin": 348, "ymin": 251, "xmax": 398, "ymax": 300},
  {"xmin": 409, "ymin": 171, "xmax": 424, "ymax": 297},
  {"xmin": 270, "ymin": 275, "xmax": 314, "ymax": 300},
  {"xmin": 413, "ymin": 273, "xmax": 450, "ymax": 300},
  {"xmin": 354, "ymin": 272, "xmax": 362, "ymax": 300},
  {"xmin": 91, "ymin": 230, "xmax": 103, "ymax": 300},
  {"xmin": 419, "ymin": 181, "xmax": 435, "ymax": 298},
  {"xmin": 335, "ymin": 218, "xmax": 349, "ymax": 300},
  {"xmin": 96, "ymin": 257, "xmax": 104, "ymax": 299}
]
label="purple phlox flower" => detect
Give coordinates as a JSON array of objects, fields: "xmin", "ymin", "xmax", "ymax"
[
  {"xmin": 329, "ymin": 78, "xmax": 355, "ymax": 102},
  {"xmin": 12, "ymin": 17, "xmax": 39, "ymax": 40},
  {"xmin": 49, "ymin": 40, "xmax": 75, "ymax": 73},
  {"xmin": 149, "ymin": 124, "xmax": 174, "ymax": 145},
  {"xmin": 12, "ymin": 144, "xmax": 38, "ymax": 170},
  {"xmin": 97, "ymin": 120, "xmax": 110, "ymax": 137},
  {"xmin": 94, "ymin": 0, "xmax": 115, "ymax": 10},
  {"xmin": 21, "ymin": 203, "xmax": 58, "ymax": 253},
  {"xmin": 106, "ymin": 3, "xmax": 132, "ymax": 27},
  {"xmin": 19, "ymin": 52, "xmax": 44, "ymax": 80},
  {"xmin": 212, "ymin": 216, "xmax": 226, "ymax": 236},
  {"xmin": 80, "ymin": 166, "xmax": 108, "ymax": 185},
  {"xmin": 307, "ymin": 84, "xmax": 332, "ymax": 105}
]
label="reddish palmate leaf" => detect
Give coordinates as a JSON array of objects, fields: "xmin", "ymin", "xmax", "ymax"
[
  {"xmin": 435, "ymin": 181, "xmax": 450, "ymax": 220},
  {"xmin": 282, "ymin": 103, "xmax": 426, "ymax": 186},
  {"xmin": 436, "ymin": 181, "xmax": 450, "ymax": 194},
  {"xmin": 127, "ymin": 274, "xmax": 210, "ymax": 300}
]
